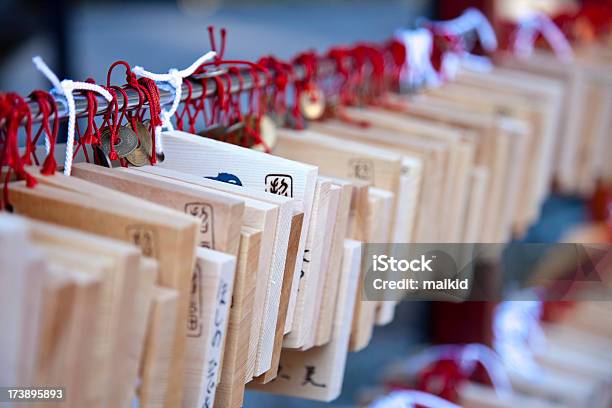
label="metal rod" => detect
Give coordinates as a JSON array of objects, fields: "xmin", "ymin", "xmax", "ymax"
[{"xmin": 26, "ymin": 58, "xmax": 340, "ymax": 123}]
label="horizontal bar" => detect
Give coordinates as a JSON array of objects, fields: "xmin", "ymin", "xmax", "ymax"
[{"xmin": 26, "ymin": 58, "xmax": 341, "ymax": 123}]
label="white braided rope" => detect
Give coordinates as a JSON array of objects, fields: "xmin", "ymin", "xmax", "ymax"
[
  {"xmin": 403, "ymin": 343, "xmax": 513, "ymax": 401},
  {"xmin": 422, "ymin": 8, "xmax": 497, "ymax": 78},
  {"xmin": 395, "ymin": 28, "xmax": 441, "ymax": 88},
  {"xmin": 32, "ymin": 56, "xmax": 112, "ymax": 175},
  {"xmin": 428, "ymin": 7, "xmax": 498, "ymax": 52},
  {"xmin": 514, "ymin": 12, "xmax": 573, "ymax": 62},
  {"xmin": 494, "ymin": 297, "xmax": 546, "ymax": 382},
  {"xmin": 132, "ymin": 50, "xmax": 216, "ymax": 154}
]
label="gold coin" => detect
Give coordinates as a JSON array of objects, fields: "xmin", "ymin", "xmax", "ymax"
[
  {"xmin": 138, "ymin": 121, "xmax": 153, "ymax": 156},
  {"xmin": 101, "ymin": 126, "xmax": 139, "ymax": 158},
  {"xmin": 126, "ymin": 122, "xmax": 152, "ymax": 167}
]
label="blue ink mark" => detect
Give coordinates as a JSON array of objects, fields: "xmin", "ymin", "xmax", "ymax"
[{"xmin": 205, "ymin": 173, "xmax": 243, "ymax": 186}]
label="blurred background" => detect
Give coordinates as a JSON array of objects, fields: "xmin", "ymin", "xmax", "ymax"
[{"xmin": 0, "ymin": 0, "xmax": 435, "ymax": 95}]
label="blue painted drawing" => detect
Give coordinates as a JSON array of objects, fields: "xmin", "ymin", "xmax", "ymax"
[{"xmin": 205, "ymin": 172, "xmax": 243, "ymax": 186}]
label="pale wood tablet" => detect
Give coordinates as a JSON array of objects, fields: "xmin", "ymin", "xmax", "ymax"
[
  {"xmin": 126, "ymin": 257, "xmax": 159, "ymax": 405},
  {"xmin": 542, "ymin": 323, "xmax": 612, "ymax": 365},
  {"xmin": 365, "ymin": 188, "xmax": 395, "ymax": 330},
  {"xmin": 369, "ymin": 187, "xmax": 395, "ymax": 242},
  {"xmin": 313, "ymin": 120, "xmax": 429, "ymax": 242},
  {"xmin": 36, "ymin": 246, "xmax": 156, "ymax": 408},
  {"xmin": 274, "ymin": 128, "xmax": 404, "ymax": 242},
  {"xmin": 34, "ymin": 242, "xmax": 123, "ymax": 407},
  {"xmin": 459, "ymin": 381, "xmax": 563, "ymax": 408},
  {"xmin": 139, "ymin": 286, "xmax": 179, "ymax": 408},
  {"xmin": 495, "ymin": 50, "xmax": 605, "ymax": 195},
  {"xmin": 182, "ymin": 248, "xmax": 236, "ymax": 408},
  {"xmin": 180, "ymin": 250, "xmax": 220, "ymax": 408},
  {"xmin": 584, "ymin": 84, "xmax": 612, "ymax": 190},
  {"xmin": 557, "ymin": 67, "xmax": 591, "ymax": 194},
  {"xmin": 393, "ymin": 156, "xmax": 424, "ymax": 243},
  {"xmin": 302, "ymin": 183, "xmax": 341, "ymax": 350},
  {"xmin": 406, "ymin": 93, "xmax": 531, "ymax": 241},
  {"xmin": 496, "ymin": 51, "xmax": 591, "ymax": 193},
  {"xmin": 347, "ymin": 180, "xmax": 371, "ymax": 242},
  {"xmin": 25, "ymin": 165, "xmax": 186, "ymax": 219},
  {"xmin": 311, "ymin": 121, "xmax": 426, "ymax": 242},
  {"xmin": 39, "ymin": 262, "xmax": 102, "ymax": 405},
  {"xmin": 495, "ymin": 117, "xmax": 530, "ymax": 240},
  {"xmin": 127, "ymin": 166, "xmax": 283, "ymax": 377},
  {"xmin": 35, "ymin": 245, "xmax": 106, "ymax": 406},
  {"xmin": 462, "ymin": 167, "xmax": 489, "ymax": 243},
  {"xmin": 284, "ymin": 178, "xmax": 332, "ymax": 349},
  {"xmin": 15, "ymin": 251, "xmax": 46, "ymax": 387},
  {"xmin": 315, "ymin": 178, "xmax": 353, "ymax": 346},
  {"xmin": 456, "ymin": 67, "xmax": 563, "ymax": 201},
  {"xmin": 32, "ymin": 263, "xmax": 75, "ymax": 387},
  {"xmin": 0, "ymin": 214, "xmax": 44, "ymax": 387},
  {"xmin": 597, "ymin": 78, "xmax": 612, "ymax": 185},
  {"xmin": 153, "ymin": 130, "xmax": 318, "ymax": 341},
  {"xmin": 330, "ymin": 107, "xmax": 474, "ymax": 242},
  {"xmin": 387, "ymin": 94, "xmax": 520, "ymax": 242},
  {"xmin": 58, "ymin": 267, "xmax": 103, "ymax": 400},
  {"xmin": 422, "ymin": 83, "xmax": 546, "ymax": 235},
  {"xmin": 288, "ymin": 125, "xmax": 424, "ymax": 242},
  {"xmin": 571, "ymin": 71, "xmax": 612, "ymax": 195},
  {"xmin": 311, "ymin": 118, "xmax": 444, "ymax": 242},
  {"xmin": 535, "ymin": 342, "xmax": 612, "ymax": 387},
  {"xmin": 32, "ymin": 263, "xmax": 76, "ymax": 388},
  {"xmin": 68, "ymin": 163, "xmax": 250, "ymax": 406},
  {"xmin": 8, "ymin": 181, "xmax": 199, "ymax": 408},
  {"xmin": 556, "ymin": 301, "xmax": 612, "ymax": 339},
  {"xmin": 250, "ymin": 212, "xmax": 304, "ymax": 385},
  {"xmin": 25, "ymin": 219, "xmax": 144, "ymax": 406},
  {"xmin": 72, "ymin": 163, "xmax": 244, "ymax": 256},
  {"xmin": 216, "ymin": 227, "xmax": 262, "ymax": 408},
  {"xmin": 350, "ymin": 189, "xmax": 389, "ymax": 352},
  {"xmin": 508, "ymin": 367, "xmax": 603, "ymax": 407},
  {"xmin": 343, "ymin": 182, "xmax": 371, "ymax": 348},
  {"xmin": 249, "ymin": 239, "xmax": 361, "ymax": 401}
]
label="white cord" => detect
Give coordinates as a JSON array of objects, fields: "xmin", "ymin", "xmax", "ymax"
[
  {"xmin": 33, "ymin": 56, "xmax": 112, "ymax": 176},
  {"xmin": 460, "ymin": 344, "xmax": 513, "ymax": 400},
  {"xmin": 514, "ymin": 13, "xmax": 573, "ymax": 62},
  {"xmin": 402, "ymin": 344, "xmax": 513, "ymax": 401},
  {"xmin": 493, "ymin": 296, "xmax": 545, "ymax": 382},
  {"xmin": 427, "ymin": 8, "xmax": 498, "ymax": 52},
  {"xmin": 369, "ymin": 390, "xmax": 462, "ymax": 408},
  {"xmin": 32, "ymin": 56, "xmax": 61, "ymax": 156},
  {"xmin": 132, "ymin": 50, "xmax": 216, "ymax": 154},
  {"xmin": 395, "ymin": 28, "xmax": 441, "ymax": 88},
  {"xmin": 461, "ymin": 53, "xmax": 494, "ymax": 73},
  {"xmin": 420, "ymin": 8, "xmax": 497, "ymax": 79}
]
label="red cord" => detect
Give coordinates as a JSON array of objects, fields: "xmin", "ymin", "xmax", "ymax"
[{"xmin": 0, "ymin": 93, "xmax": 38, "ymax": 209}]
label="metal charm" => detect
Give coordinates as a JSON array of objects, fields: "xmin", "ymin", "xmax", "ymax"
[
  {"xmin": 100, "ymin": 126, "xmax": 139, "ymax": 158},
  {"xmin": 125, "ymin": 121, "xmax": 153, "ymax": 167},
  {"xmin": 299, "ymin": 86, "xmax": 325, "ymax": 120},
  {"xmin": 93, "ymin": 145, "xmax": 113, "ymax": 168},
  {"xmin": 252, "ymin": 114, "xmax": 277, "ymax": 152}
]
